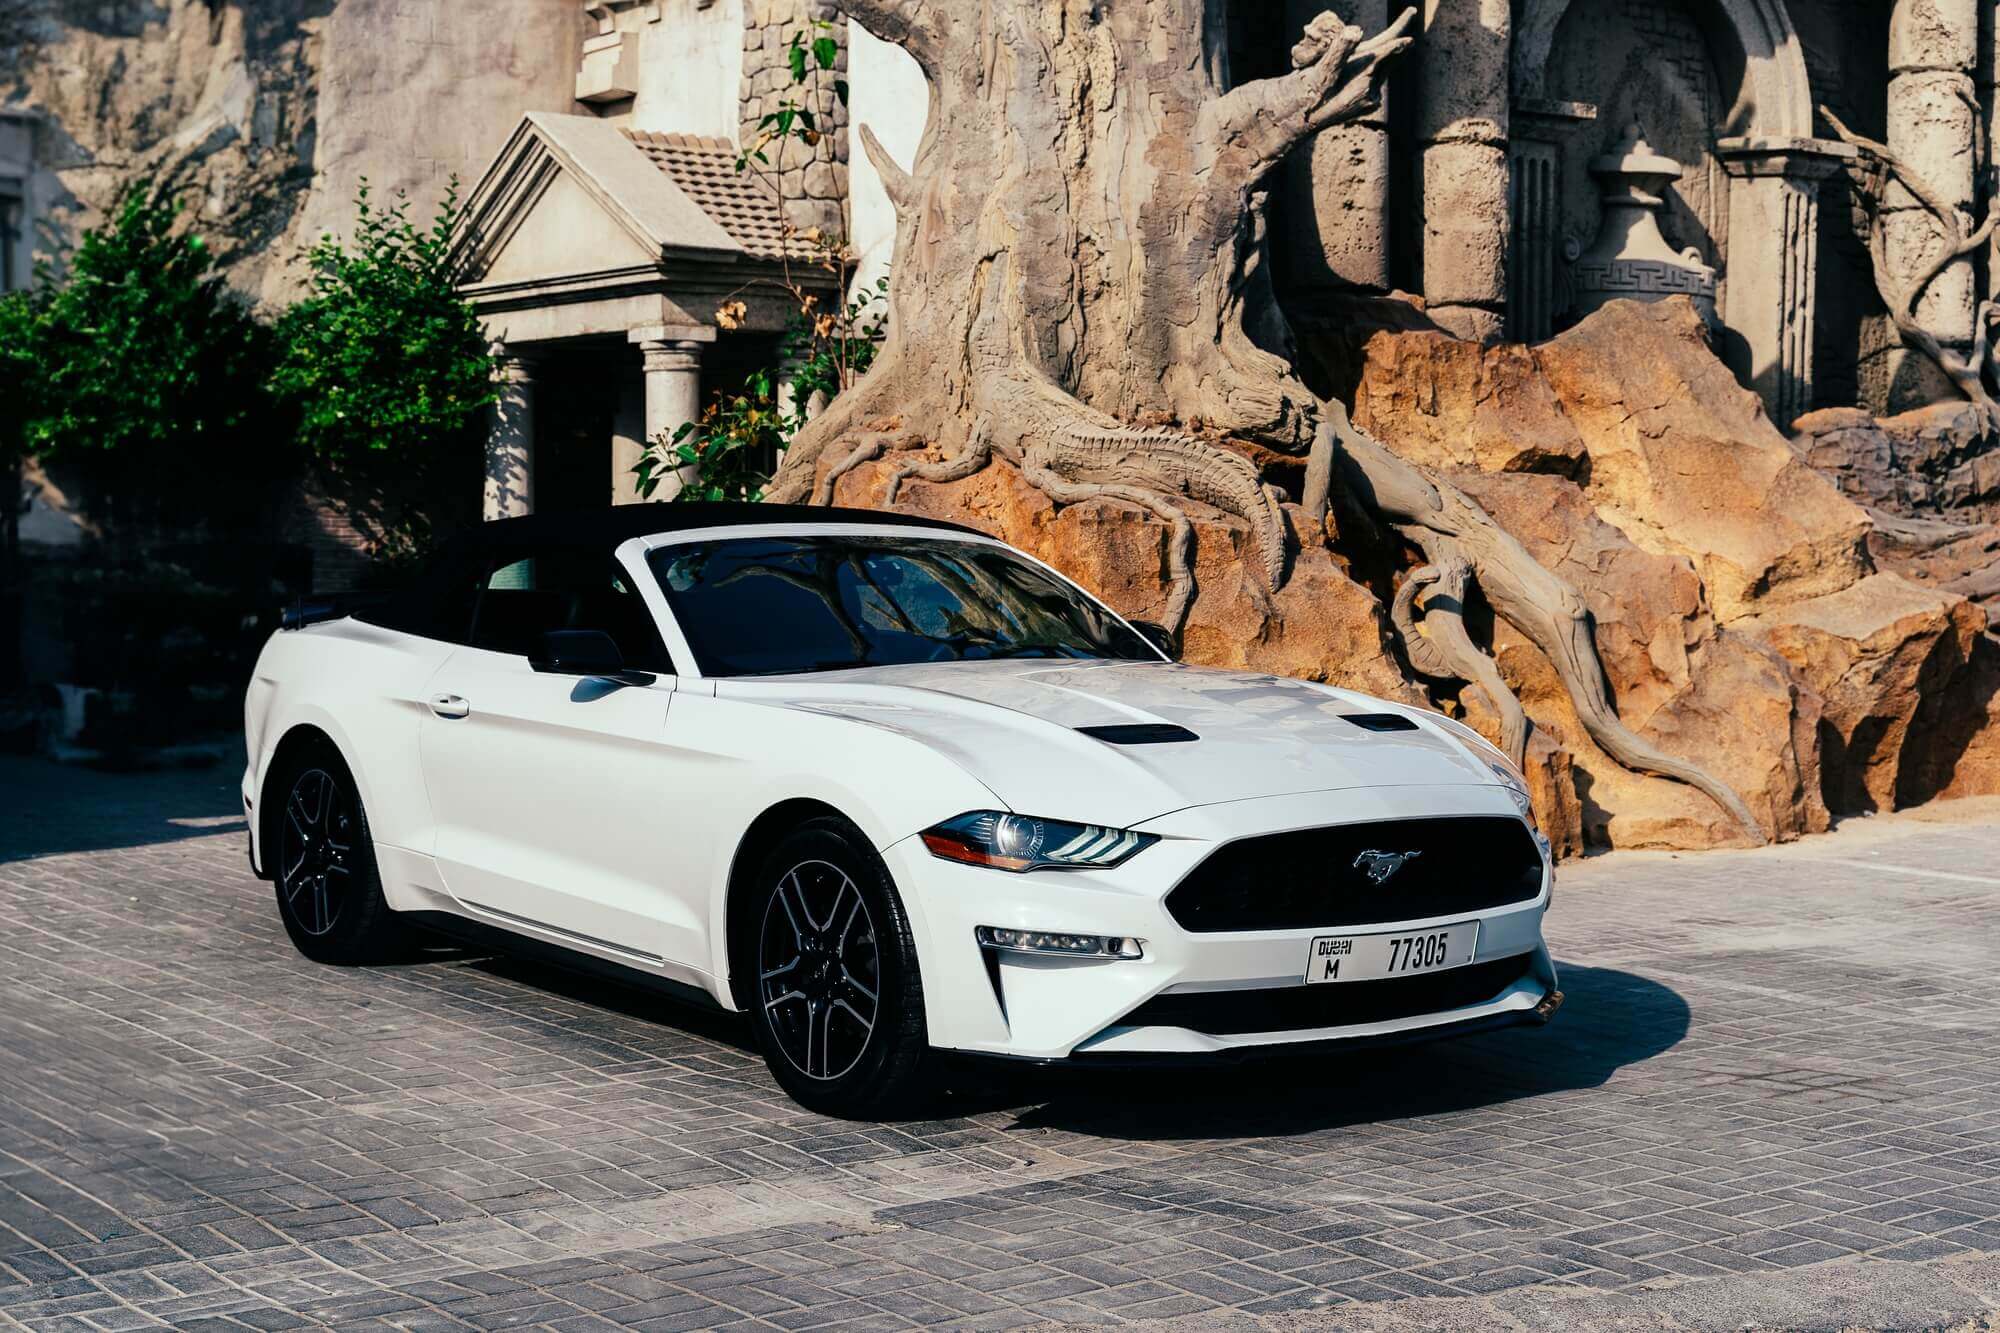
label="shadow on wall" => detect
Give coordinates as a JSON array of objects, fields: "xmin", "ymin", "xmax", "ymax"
[{"xmin": 987, "ymin": 964, "xmax": 1689, "ymax": 1138}]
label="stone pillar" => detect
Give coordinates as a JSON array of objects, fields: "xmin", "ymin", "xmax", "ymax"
[
  {"xmin": 1284, "ymin": 0, "xmax": 1393, "ymax": 297},
  {"xmin": 610, "ymin": 374, "xmax": 648, "ymax": 506},
  {"xmin": 630, "ymin": 325, "xmax": 714, "ymax": 501},
  {"xmin": 774, "ymin": 350, "xmax": 812, "ymax": 425},
  {"xmin": 484, "ymin": 350, "xmax": 536, "ymax": 521},
  {"xmin": 1509, "ymin": 101, "xmax": 1598, "ymax": 343},
  {"xmin": 1718, "ymin": 138, "xmax": 1855, "ymax": 429},
  {"xmin": 1886, "ymin": 0, "xmax": 1979, "ymax": 409},
  {"xmin": 1417, "ymin": 0, "xmax": 1511, "ymax": 341},
  {"xmin": 1981, "ymin": 0, "xmax": 1999, "ymax": 331}
]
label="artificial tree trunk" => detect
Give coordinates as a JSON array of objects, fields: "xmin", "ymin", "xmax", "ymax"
[{"xmin": 768, "ymin": 0, "xmax": 1765, "ymax": 841}]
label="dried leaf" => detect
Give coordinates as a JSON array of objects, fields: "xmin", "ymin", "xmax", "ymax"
[{"xmin": 715, "ymin": 299, "xmax": 748, "ymax": 330}]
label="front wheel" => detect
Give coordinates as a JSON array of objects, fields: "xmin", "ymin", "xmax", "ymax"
[
  {"xmin": 270, "ymin": 746, "xmax": 409, "ymax": 965},
  {"xmin": 747, "ymin": 817, "xmax": 932, "ymax": 1118}
]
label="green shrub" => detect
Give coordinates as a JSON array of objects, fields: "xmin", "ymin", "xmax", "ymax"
[
  {"xmin": 1, "ymin": 183, "xmax": 283, "ymax": 543},
  {"xmin": 271, "ymin": 181, "xmax": 496, "ymax": 563}
]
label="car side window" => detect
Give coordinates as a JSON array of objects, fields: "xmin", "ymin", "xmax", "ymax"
[{"xmin": 467, "ymin": 547, "xmax": 674, "ymax": 672}]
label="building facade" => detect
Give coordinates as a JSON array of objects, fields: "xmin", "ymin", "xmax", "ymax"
[
  {"xmin": 436, "ymin": 0, "xmax": 1997, "ymax": 521},
  {"xmin": 7, "ymin": 0, "xmax": 1995, "ymax": 525}
]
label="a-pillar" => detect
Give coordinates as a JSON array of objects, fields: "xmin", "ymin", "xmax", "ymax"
[
  {"xmin": 1417, "ymin": 0, "xmax": 1512, "ymax": 341},
  {"xmin": 1717, "ymin": 137, "xmax": 1855, "ymax": 429},
  {"xmin": 628, "ymin": 324, "xmax": 714, "ymax": 501},
  {"xmin": 484, "ymin": 347, "xmax": 536, "ymax": 521},
  {"xmin": 1886, "ymin": 0, "xmax": 1978, "ymax": 409}
]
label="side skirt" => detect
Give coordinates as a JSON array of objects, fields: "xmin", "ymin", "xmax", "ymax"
[{"xmin": 402, "ymin": 910, "xmax": 729, "ymax": 1016}]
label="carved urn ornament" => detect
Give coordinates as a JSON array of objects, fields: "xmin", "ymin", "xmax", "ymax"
[{"xmin": 1567, "ymin": 122, "xmax": 1718, "ymax": 325}]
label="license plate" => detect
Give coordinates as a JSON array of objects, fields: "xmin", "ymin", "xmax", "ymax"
[{"xmin": 1304, "ymin": 922, "xmax": 1480, "ymax": 984}]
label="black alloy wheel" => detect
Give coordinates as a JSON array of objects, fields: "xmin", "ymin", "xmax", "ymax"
[
  {"xmin": 746, "ymin": 817, "xmax": 931, "ymax": 1117},
  {"xmin": 269, "ymin": 745, "xmax": 408, "ymax": 965},
  {"xmin": 278, "ymin": 767, "xmax": 355, "ymax": 938},
  {"xmin": 758, "ymin": 858, "xmax": 882, "ymax": 1081}
]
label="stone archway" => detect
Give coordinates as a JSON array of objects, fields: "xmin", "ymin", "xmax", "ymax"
[
  {"xmin": 1512, "ymin": 0, "xmax": 1813, "ymax": 140},
  {"xmin": 1509, "ymin": 0, "xmax": 1851, "ymax": 428}
]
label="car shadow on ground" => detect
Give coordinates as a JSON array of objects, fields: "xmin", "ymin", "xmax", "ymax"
[
  {"xmin": 969, "ymin": 964, "xmax": 1689, "ymax": 1136},
  {"xmin": 424, "ymin": 947, "xmax": 1688, "ymax": 1131}
]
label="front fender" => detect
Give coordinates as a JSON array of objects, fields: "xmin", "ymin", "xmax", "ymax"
[{"xmin": 663, "ymin": 692, "xmax": 1006, "ymax": 1003}]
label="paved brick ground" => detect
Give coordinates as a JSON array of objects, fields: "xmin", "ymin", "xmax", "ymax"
[{"xmin": 1, "ymin": 752, "xmax": 1999, "ymax": 1330}]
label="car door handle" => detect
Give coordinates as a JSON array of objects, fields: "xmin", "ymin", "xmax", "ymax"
[{"xmin": 427, "ymin": 693, "xmax": 470, "ymax": 719}]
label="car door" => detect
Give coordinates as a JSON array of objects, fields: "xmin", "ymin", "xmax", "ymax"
[{"xmin": 418, "ymin": 542, "xmax": 707, "ymax": 971}]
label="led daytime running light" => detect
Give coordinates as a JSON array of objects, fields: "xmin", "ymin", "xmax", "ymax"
[{"xmin": 976, "ymin": 926, "xmax": 1143, "ymax": 959}]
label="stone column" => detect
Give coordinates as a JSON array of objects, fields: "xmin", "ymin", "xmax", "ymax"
[
  {"xmin": 1284, "ymin": 0, "xmax": 1393, "ymax": 297},
  {"xmin": 629, "ymin": 325, "xmax": 714, "ymax": 501},
  {"xmin": 1886, "ymin": 0, "xmax": 1979, "ymax": 408},
  {"xmin": 1417, "ymin": 0, "xmax": 1511, "ymax": 341},
  {"xmin": 609, "ymin": 373, "xmax": 648, "ymax": 506},
  {"xmin": 1509, "ymin": 101, "xmax": 1598, "ymax": 343},
  {"xmin": 1718, "ymin": 138, "xmax": 1855, "ymax": 429},
  {"xmin": 484, "ymin": 349, "xmax": 536, "ymax": 521},
  {"xmin": 1981, "ymin": 0, "xmax": 1998, "ymax": 336}
]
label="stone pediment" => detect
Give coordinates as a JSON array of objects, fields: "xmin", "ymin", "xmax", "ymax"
[{"xmin": 453, "ymin": 112, "xmax": 752, "ymax": 290}]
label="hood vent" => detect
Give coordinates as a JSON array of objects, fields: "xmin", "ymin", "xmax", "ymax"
[
  {"xmin": 1341, "ymin": 713, "xmax": 1420, "ymax": 733},
  {"xmin": 1077, "ymin": 723, "xmax": 1199, "ymax": 745}
]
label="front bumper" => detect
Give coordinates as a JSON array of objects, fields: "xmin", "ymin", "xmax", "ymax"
[{"xmin": 887, "ymin": 783, "xmax": 1556, "ymax": 1061}]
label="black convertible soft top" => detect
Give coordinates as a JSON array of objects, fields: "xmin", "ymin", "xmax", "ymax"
[
  {"xmin": 320, "ymin": 503, "xmax": 986, "ymax": 636},
  {"xmin": 458, "ymin": 501, "xmax": 983, "ymax": 559}
]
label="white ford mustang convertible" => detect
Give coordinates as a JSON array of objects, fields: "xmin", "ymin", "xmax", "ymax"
[{"xmin": 244, "ymin": 504, "xmax": 1561, "ymax": 1116}]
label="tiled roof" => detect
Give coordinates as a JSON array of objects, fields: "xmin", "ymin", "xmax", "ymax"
[{"xmin": 622, "ymin": 130, "xmax": 817, "ymax": 262}]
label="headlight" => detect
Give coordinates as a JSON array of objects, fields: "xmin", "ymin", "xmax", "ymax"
[{"xmin": 920, "ymin": 811, "xmax": 1158, "ymax": 872}]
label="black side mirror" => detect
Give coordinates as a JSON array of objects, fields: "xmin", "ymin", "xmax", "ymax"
[
  {"xmin": 531, "ymin": 629, "xmax": 628, "ymax": 677},
  {"xmin": 1130, "ymin": 620, "xmax": 1180, "ymax": 661}
]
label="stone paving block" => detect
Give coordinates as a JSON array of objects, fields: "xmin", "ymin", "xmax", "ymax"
[{"xmin": 3, "ymin": 760, "xmax": 2000, "ymax": 1328}]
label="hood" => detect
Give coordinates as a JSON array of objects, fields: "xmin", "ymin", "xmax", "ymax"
[{"xmin": 714, "ymin": 659, "xmax": 1501, "ymax": 829}]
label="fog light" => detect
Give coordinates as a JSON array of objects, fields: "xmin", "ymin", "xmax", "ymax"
[{"xmin": 976, "ymin": 926, "xmax": 1143, "ymax": 959}]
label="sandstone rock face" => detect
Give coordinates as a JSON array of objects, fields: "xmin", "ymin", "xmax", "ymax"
[
  {"xmin": 1350, "ymin": 332, "xmax": 1585, "ymax": 476},
  {"xmin": 1352, "ymin": 297, "xmax": 1998, "ymax": 835},
  {"xmin": 1524, "ymin": 301, "xmax": 1872, "ymax": 620},
  {"xmin": 1793, "ymin": 401, "xmax": 2000, "ymax": 524},
  {"xmin": 790, "ymin": 296, "xmax": 1999, "ymax": 854},
  {"xmin": 1738, "ymin": 575, "xmax": 1984, "ymax": 813},
  {"xmin": 824, "ymin": 449, "xmax": 1422, "ymax": 706},
  {"xmin": 1452, "ymin": 470, "xmax": 1827, "ymax": 849}
]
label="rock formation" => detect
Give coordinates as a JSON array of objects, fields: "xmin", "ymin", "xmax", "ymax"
[{"xmin": 798, "ymin": 297, "xmax": 2000, "ymax": 853}]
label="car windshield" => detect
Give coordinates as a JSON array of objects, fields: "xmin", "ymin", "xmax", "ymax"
[{"xmin": 647, "ymin": 532, "xmax": 1159, "ymax": 677}]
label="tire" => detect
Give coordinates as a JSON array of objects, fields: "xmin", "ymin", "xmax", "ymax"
[
  {"xmin": 269, "ymin": 744, "xmax": 409, "ymax": 965},
  {"xmin": 745, "ymin": 816, "xmax": 932, "ymax": 1118}
]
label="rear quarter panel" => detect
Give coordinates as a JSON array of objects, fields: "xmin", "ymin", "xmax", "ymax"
[{"xmin": 246, "ymin": 621, "xmax": 456, "ymax": 874}]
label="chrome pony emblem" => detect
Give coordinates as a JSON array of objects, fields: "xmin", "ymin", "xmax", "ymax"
[{"xmin": 1353, "ymin": 849, "xmax": 1421, "ymax": 886}]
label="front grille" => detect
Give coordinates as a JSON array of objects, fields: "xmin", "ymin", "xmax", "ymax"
[
  {"xmin": 1116, "ymin": 954, "xmax": 1534, "ymax": 1036},
  {"xmin": 1165, "ymin": 815, "xmax": 1543, "ymax": 933}
]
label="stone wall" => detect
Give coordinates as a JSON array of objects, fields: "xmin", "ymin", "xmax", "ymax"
[
  {"xmin": 2, "ymin": 0, "xmax": 579, "ymax": 305},
  {"xmin": 738, "ymin": 0, "xmax": 847, "ymax": 238}
]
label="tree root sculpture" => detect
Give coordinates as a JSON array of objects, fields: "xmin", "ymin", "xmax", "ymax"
[
  {"xmin": 1391, "ymin": 558, "xmax": 1530, "ymax": 767},
  {"xmin": 1309, "ymin": 401, "xmax": 1767, "ymax": 841},
  {"xmin": 1824, "ymin": 104, "xmax": 2000, "ymax": 428},
  {"xmin": 761, "ymin": 0, "xmax": 1767, "ymax": 846}
]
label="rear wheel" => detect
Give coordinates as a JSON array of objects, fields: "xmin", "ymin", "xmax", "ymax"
[
  {"xmin": 747, "ymin": 817, "xmax": 931, "ymax": 1117},
  {"xmin": 270, "ymin": 746, "xmax": 408, "ymax": 964}
]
